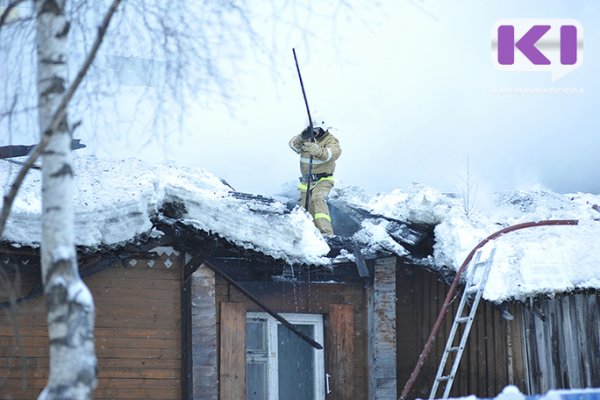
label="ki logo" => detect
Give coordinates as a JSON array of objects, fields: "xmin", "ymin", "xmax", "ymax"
[{"xmin": 492, "ymin": 19, "xmax": 583, "ymax": 81}]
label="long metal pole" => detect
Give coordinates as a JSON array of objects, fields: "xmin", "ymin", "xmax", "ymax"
[{"xmin": 292, "ymin": 48, "xmax": 315, "ymax": 210}]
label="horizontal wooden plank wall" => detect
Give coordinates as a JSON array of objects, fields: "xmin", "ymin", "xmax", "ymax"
[
  {"xmin": 93, "ymin": 250, "xmax": 183, "ymax": 400},
  {"xmin": 521, "ymin": 292, "xmax": 600, "ymax": 393},
  {"xmin": 0, "ymin": 249, "xmax": 183, "ymax": 400},
  {"xmin": 0, "ymin": 286, "xmax": 47, "ymax": 399},
  {"xmin": 215, "ymin": 275, "xmax": 369, "ymax": 399}
]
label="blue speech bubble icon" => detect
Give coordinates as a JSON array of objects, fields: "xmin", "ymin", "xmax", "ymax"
[{"xmin": 492, "ymin": 19, "xmax": 583, "ymax": 81}]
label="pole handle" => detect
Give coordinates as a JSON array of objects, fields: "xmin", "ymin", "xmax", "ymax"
[{"xmin": 292, "ymin": 48, "xmax": 315, "ymax": 210}]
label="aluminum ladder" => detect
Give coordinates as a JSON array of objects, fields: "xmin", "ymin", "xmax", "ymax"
[{"xmin": 429, "ymin": 247, "xmax": 496, "ymax": 399}]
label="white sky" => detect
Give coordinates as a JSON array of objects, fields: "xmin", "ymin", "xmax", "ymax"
[{"xmin": 4, "ymin": 1, "xmax": 599, "ymax": 196}]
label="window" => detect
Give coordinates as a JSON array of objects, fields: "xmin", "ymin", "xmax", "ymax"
[{"xmin": 246, "ymin": 313, "xmax": 325, "ymax": 400}]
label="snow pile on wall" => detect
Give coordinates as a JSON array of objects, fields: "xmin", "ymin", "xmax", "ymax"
[
  {"xmin": 0, "ymin": 156, "xmax": 329, "ymax": 265},
  {"xmin": 334, "ymin": 183, "xmax": 600, "ymax": 302}
]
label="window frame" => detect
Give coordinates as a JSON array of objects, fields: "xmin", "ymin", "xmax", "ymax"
[{"xmin": 246, "ymin": 312, "xmax": 325, "ymax": 400}]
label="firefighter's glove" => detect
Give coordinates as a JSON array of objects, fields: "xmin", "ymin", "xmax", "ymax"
[
  {"xmin": 302, "ymin": 142, "xmax": 323, "ymax": 157},
  {"xmin": 301, "ymin": 127, "xmax": 312, "ymax": 140}
]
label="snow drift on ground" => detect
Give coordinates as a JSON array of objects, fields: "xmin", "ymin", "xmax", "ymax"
[
  {"xmin": 0, "ymin": 156, "xmax": 329, "ymax": 265},
  {"xmin": 329, "ymin": 183, "xmax": 600, "ymax": 303},
  {"xmin": 449, "ymin": 384, "xmax": 600, "ymax": 400}
]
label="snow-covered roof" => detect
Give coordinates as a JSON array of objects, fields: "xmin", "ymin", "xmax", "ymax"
[
  {"xmin": 333, "ymin": 183, "xmax": 600, "ymax": 303},
  {"xmin": 3, "ymin": 156, "xmax": 600, "ymax": 302},
  {"xmin": 0, "ymin": 156, "xmax": 329, "ymax": 265}
]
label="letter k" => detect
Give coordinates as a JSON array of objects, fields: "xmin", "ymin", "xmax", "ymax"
[
  {"xmin": 516, "ymin": 25, "xmax": 551, "ymax": 65},
  {"xmin": 498, "ymin": 25, "xmax": 551, "ymax": 65}
]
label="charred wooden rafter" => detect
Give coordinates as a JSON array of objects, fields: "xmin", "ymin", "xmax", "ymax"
[
  {"xmin": 0, "ymin": 139, "xmax": 85, "ymax": 159},
  {"xmin": 202, "ymin": 259, "xmax": 323, "ymax": 350}
]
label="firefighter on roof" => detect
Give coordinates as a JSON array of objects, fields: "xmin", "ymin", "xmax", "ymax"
[{"xmin": 289, "ymin": 115, "xmax": 341, "ymax": 236}]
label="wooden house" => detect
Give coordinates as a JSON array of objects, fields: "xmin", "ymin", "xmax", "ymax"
[
  {"xmin": 0, "ymin": 189, "xmax": 419, "ymax": 400},
  {"xmin": 4, "ymin": 237, "xmax": 597, "ymax": 400},
  {"xmin": 1, "ymin": 158, "xmax": 599, "ymax": 400}
]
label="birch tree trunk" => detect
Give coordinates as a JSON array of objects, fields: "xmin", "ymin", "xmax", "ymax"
[{"xmin": 35, "ymin": 0, "xmax": 97, "ymax": 398}]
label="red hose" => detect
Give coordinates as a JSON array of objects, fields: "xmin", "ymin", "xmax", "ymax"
[{"xmin": 399, "ymin": 219, "xmax": 579, "ymax": 400}]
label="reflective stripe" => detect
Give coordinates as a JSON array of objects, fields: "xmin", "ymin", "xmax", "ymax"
[
  {"xmin": 314, "ymin": 213, "xmax": 331, "ymax": 222},
  {"xmin": 300, "ymin": 157, "xmax": 328, "ymax": 165},
  {"xmin": 298, "ymin": 176, "xmax": 334, "ymax": 192},
  {"xmin": 324, "ymin": 148, "xmax": 332, "ymax": 162}
]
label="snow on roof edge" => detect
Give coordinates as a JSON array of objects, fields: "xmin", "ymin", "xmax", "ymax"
[{"xmin": 1, "ymin": 156, "xmax": 330, "ymax": 266}]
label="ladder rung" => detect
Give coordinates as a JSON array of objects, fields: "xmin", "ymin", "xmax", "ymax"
[
  {"xmin": 465, "ymin": 285, "xmax": 481, "ymax": 294},
  {"xmin": 430, "ymin": 248, "xmax": 496, "ymax": 398}
]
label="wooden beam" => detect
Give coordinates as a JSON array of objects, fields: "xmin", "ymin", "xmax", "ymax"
[
  {"xmin": 327, "ymin": 304, "xmax": 354, "ymax": 400},
  {"xmin": 220, "ymin": 302, "xmax": 247, "ymax": 400},
  {"xmin": 368, "ymin": 257, "xmax": 397, "ymax": 399},
  {"xmin": 203, "ymin": 259, "xmax": 323, "ymax": 350},
  {"xmin": 352, "ymin": 246, "xmax": 370, "ymax": 278},
  {"xmin": 191, "ymin": 265, "xmax": 218, "ymax": 400},
  {"xmin": 181, "ymin": 254, "xmax": 193, "ymax": 399},
  {"xmin": 0, "ymin": 139, "xmax": 85, "ymax": 159}
]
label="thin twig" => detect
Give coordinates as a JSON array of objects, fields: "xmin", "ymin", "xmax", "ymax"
[
  {"xmin": 0, "ymin": 0, "xmax": 27, "ymax": 29},
  {"xmin": 0, "ymin": 0, "xmax": 123, "ymax": 238}
]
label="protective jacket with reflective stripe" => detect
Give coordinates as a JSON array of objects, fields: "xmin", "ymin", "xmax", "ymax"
[{"xmin": 289, "ymin": 131, "xmax": 341, "ymax": 177}]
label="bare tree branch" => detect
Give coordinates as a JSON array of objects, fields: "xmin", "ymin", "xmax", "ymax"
[
  {"xmin": 1, "ymin": 95, "xmax": 18, "ymax": 161},
  {"xmin": 0, "ymin": 0, "xmax": 123, "ymax": 238},
  {"xmin": 0, "ymin": 0, "xmax": 27, "ymax": 29}
]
